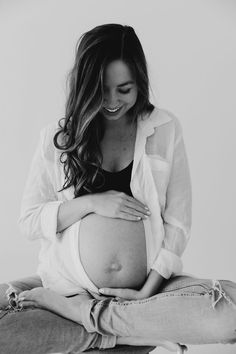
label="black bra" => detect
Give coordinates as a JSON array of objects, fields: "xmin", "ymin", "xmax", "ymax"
[
  {"xmin": 78, "ymin": 161, "xmax": 133, "ymax": 197},
  {"xmin": 101, "ymin": 160, "xmax": 133, "ymax": 174}
]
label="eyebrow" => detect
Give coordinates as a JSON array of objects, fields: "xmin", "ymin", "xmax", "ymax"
[
  {"xmin": 103, "ymin": 80, "xmax": 135, "ymax": 89},
  {"xmin": 117, "ymin": 81, "xmax": 135, "ymax": 87}
]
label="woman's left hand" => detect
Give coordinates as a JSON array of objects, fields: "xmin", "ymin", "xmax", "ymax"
[{"xmin": 99, "ymin": 287, "xmax": 146, "ymax": 300}]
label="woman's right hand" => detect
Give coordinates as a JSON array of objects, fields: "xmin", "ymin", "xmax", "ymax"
[{"xmin": 91, "ymin": 190, "xmax": 151, "ymax": 221}]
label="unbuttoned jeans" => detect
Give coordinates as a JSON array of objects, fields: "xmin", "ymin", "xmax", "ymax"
[{"xmin": 0, "ymin": 274, "xmax": 236, "ymax": 353}]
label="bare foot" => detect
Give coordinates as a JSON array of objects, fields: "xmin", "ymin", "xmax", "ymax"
[
  {"xmin": 18, "ymin": 288, "xmax": 188, "ymax": 352},
  {"xmin": 18, "ymin": 287, "xmax": 92, "ymax": 324}
]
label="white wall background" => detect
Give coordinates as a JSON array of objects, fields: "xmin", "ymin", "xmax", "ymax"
[{"xmin": 0, "ymin": 0, "xmax": 236, "ymax": 353}]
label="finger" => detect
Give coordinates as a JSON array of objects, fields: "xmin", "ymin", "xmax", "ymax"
[
  {"xmin": 125, "ymin": 200, "xmax": 151, "ymax": 216},
  {"xmin": 122, "ymin": 205, "xmax": 149, "ymax": 219},
  {"xmin": 18, "ymin": 300, "xmax": 36, "ymax": 308},
  {"xmin": 18, "ymin": 289, "xmax": 38, "ymax": 302},
  {"xmin": 125, "ymin": 197, "xmax": 149, "ymax": 210},
  {"xmin": 18, "ymin": 290, "xmax": 31, "ymax": 301},
  {"xmin": 99, "ymin": 288, "xmax": 122, "ymax": 297},
  {"xmin": 118, "ymin": 212, "xmax": 142, "ymax": 221},
  {"xmin": 125, "ymin": 196, "xmax": 150, "ymax": 210}
]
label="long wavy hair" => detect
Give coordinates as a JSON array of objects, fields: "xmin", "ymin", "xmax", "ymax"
[{"xmin": 54, "ymin": 23, "xmax": 154, "ymax": 197}]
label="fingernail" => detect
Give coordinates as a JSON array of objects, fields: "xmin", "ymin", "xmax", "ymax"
[
  {"xmin": 99, "ymin": 289, "xmax": 105, "ymax": 294},
  {"xmin": 145, "ymin": 207, "xmax": 149, "ymax": 210},
  {"xmin": 146, "ymin": 211, "xmax": 151, "ymax": 215}
]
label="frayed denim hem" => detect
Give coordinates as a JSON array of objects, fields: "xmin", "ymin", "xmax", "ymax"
[
  {"xmin": 210, "ymin": 280, "xmax": 236, "ymax": 310},
  {"xmin": 0, "ymin": 284, "xmax": 23, "ymax": 314}
]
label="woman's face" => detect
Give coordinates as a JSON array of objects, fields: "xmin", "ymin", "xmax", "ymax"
[{"xmin": 101, "ymin": 60, "xmax": 138, "ymax": 122}]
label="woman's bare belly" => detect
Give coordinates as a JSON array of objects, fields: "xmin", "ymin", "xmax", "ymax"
[{"xmin": 79, "ymin": 213, "xmax": 147, "ymax": 289}]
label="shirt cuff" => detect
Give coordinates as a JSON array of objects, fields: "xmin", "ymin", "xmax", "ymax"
[
  {"xmin": 40, "ymin": 201, "xmax": 63, "ymax": 240},
  {"xmin": 151, "ymin": 248, "xmax": 183, "ymax": 279}
]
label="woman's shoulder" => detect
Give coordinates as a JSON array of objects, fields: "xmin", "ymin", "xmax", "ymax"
[
  {"xmin": 40, "ymin": 120, "xmax": 60, "ymax": 139},
  {"xmin": 140, "ymin": 107, "xmax": 183, "ymax": 140},
  {"xmin": 148, "ymin": 106, "xmax": 183, "ymax": 131},
  {"xmin": 144, "ymin": 108, "xmax": 185, "ymax": 157},
  {"xmin": 39, "ymin": 120, "xmax": 63, "ymax": 159}
]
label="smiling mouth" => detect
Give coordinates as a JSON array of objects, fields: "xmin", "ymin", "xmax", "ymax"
[{"xmin": 103, "ymin": 106, "xmax": 122, "ymax": 113}]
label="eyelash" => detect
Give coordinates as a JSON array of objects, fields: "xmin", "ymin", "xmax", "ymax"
[{"xmin": 119, "ymin": 89, "xmax": 131, "ymax": 94}]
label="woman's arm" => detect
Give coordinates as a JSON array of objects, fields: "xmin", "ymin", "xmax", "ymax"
[
  {"xmin": 57, "ymin": 195, "xmax": 93, "ymax": 233},
  {"xmin": 151, "ymin": 116, "xmax": 192, "ymax": 279},
  {"xmin": 19, "ymin": 126, "xmax": 149, "ymax": 239},
  {"xmin": 99, "ymin": 269, "xmax": 164, "ymax": 299},
  {"xmin": 139, "ymin": 269, "xmax": 164, "ymax": 298},
  {"xmin": 18, "ymin": 126, "xmax": 94, "ymax": 240},
  {"xmin": 58, "ymin": 190, "xmax": 150, "ymax": 232},
  {"xmin": 99, "ymin": 116, "xmax": 192, "ymax": 300},
  {"xmin": 18, "ymin": 127, "xmax": 61, "ymax": 240}
]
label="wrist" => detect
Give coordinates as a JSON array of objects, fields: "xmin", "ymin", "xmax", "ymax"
[
  {"xmin": 139, "ymin": 270, "xmax": 164, "ymax": 298},
  {"xmin": 77, "ymin": 194, "xmax": 95, "ymax": 215},
  {"xmin": 86, "ymin": 193, "xmax": 97, "ymax": 214},
  {"xmin": 138, "ymin": 286, "xmax": 153, "ymax": 299},
  {"xmin": 74, "ymin": 194, "xmax": 94, "ymax": 218}
]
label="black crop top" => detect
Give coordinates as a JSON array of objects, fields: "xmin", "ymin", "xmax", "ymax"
[{"xmin": 78, "ymin": 161, "xmax": 133, "ymax": 197}]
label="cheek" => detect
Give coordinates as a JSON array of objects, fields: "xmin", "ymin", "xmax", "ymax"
[{"xmin": 127, "ymin": 91, "xmax": 138, "ymax": 106}]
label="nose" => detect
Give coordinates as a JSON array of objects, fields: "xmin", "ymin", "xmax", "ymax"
[{"xmin": 104, "ymin": 90, "xmax": 120, "ymax": 108}]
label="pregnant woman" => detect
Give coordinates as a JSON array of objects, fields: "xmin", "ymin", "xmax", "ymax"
[{"xmin": 1, "ymin": 23, "xmax": 236, "ymax": 354}]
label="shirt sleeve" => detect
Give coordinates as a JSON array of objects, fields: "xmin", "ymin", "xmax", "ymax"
[
  {"xmin": 18, "ymin": 127, "xmax": 63, "ymax": 241},
  {"xmin": 151, "ymin": 118, "xmax": 192, "ymax": 279}
]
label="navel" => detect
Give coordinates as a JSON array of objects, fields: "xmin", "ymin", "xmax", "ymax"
[{"xmin": 107, "ymin": 262, "xmax": 123, "ymax": 273}]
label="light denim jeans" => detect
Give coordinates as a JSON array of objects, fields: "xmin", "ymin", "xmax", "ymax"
[
  {"xmin": 0, "ymin": 274, "xmax": 236, "ymax": 353},
  {"xmin": 0, "ymin": 276, "xmax": 154, "ymax": 354}
]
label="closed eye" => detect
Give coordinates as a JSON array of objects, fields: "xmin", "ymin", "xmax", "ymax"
[{"xmin": 119, "ymin": 89, "xmax": 131, "ymax": 94}]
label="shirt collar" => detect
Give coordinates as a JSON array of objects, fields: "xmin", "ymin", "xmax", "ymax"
[
  {"xmin": 137, "ymin": 107, "xmax": 172, "ymax": 139},
  {"xmin": 132, "ymin": 107, "xmax": 172, "ymax": 179}
]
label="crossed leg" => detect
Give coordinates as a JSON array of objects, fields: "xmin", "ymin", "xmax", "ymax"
[{"xmin": 10, "ymin": 275, "xmax": 236, "ymax": 350}]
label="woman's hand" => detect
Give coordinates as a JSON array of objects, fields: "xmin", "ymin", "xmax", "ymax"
[
  {"xmin": 99, "ymin": 270, "xmax": 165, "ymax": 300},
  {"xmin": 99, "ymin": 287, "xmax": 147, "ymax": 300},
  {"xmin": 91, "ymin": 190, "xmax": 151, "ymax": 221}
]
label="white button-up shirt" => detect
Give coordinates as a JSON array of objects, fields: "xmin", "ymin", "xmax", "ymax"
[{"xmin": 18, "ymin": 107, "xmax": 192, "ymax": 282}]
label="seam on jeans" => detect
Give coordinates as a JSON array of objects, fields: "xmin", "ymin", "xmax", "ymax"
[
  {"xmin": 93, "ymin": 280, "xmax": 236, "ymax": 310},
  {"xmin": 95, "ymin": 292, "xmax": 204, "ymax": 308},
  {"xmin": 0, "ymin": 310, "xmax": 8, "ymax": 319},
  {"xmin": 161, "ymin": 282, "xmax": 211, "ymax": 293},
  {"xmin": 0, "ymin": 307, "xmax": 30, "ymax": 317}
]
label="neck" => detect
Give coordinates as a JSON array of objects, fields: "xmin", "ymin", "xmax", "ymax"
[{"xmin": 102, "ymin": 113, "xmax": 136, "ymax": 133}]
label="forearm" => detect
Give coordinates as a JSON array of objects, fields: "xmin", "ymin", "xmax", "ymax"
[
  {"xmin": 140, "ymin": 269, "xmax": 164, "ymax": 298},
  {"xmin": 57, "ymin": 194, "xmax": 94, "ymax": 233}
]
